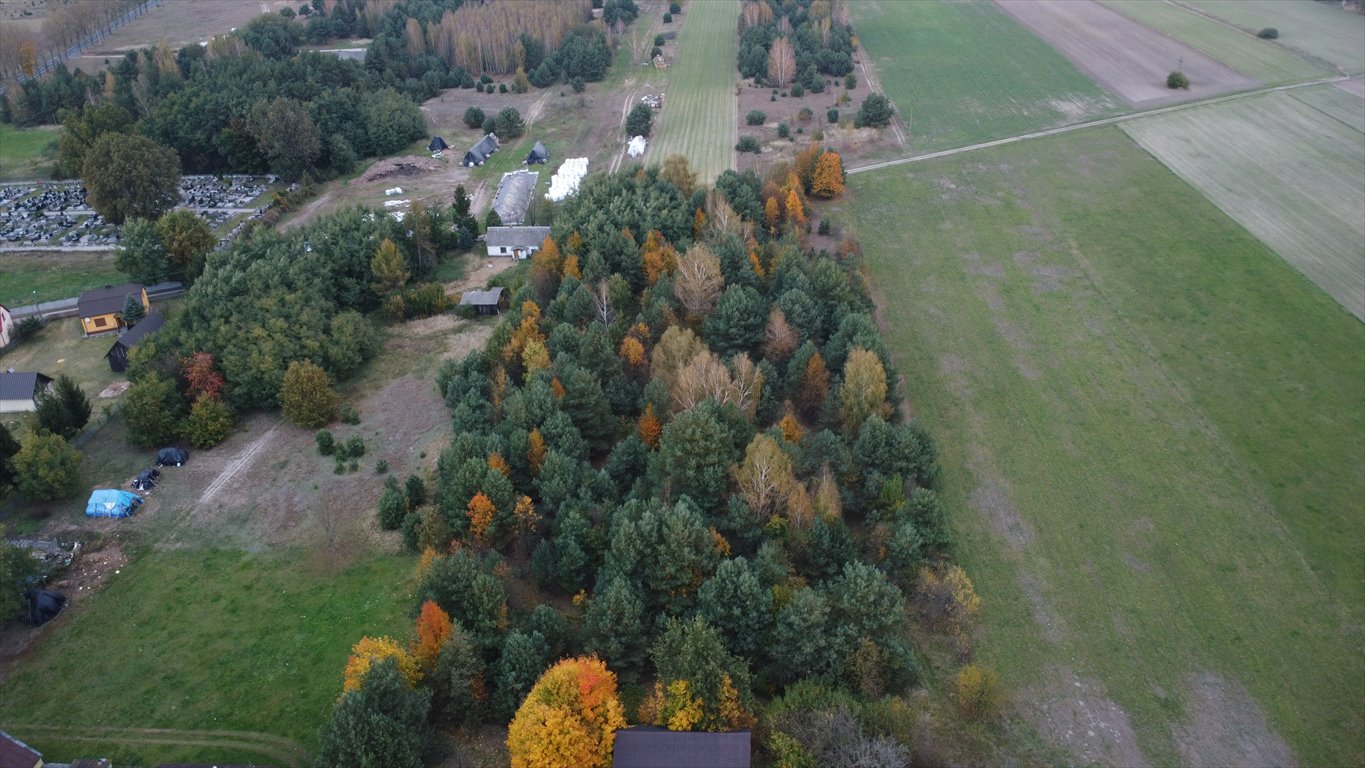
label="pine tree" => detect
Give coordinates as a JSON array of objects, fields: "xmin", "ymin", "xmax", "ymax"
[
  {"xmin": 122, "ymin": 292, "xmax": 145, "ymax": 326},
  {"xmin": 371, "ymin": 238, "xmax": 410, "ymax": 297}
]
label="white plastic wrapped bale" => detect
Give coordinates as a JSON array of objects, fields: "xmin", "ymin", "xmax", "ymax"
[
  {"xmin": 627, "ymin": 136, "xmax": 647, "ymax": 157},
  {"xmin": 546, "ymin": 158, "xmax": 589, "ymax": 202}
]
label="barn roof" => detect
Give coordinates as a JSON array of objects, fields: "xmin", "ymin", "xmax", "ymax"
[
  {"xmin": 0, "ymin": 729, "xmax": 41, "ymax": 767},
  {"xmin": 107, "ymin": 311, "xmax": 165, "ymax": 352},
  {"xmin": 492, "ymin": 170, "xmax": 540, "ymax": 225},
  {"xmin": 486, "ymin": 226, "xmax": 551, "ymax": 250},
  {"xmin": 77, "ymin": 283, "xmax": 144, "ymax": 318},
  {"xmin": 612, "ymin": 727, "xmax": 751, "ymax": 768},
  {"xmin": 0, "ymin": 371, "xmax": 51, "ymax": 402},
  {"xmin": 459, "ymin": 287, "xmax": 507, "ymax": 306}
]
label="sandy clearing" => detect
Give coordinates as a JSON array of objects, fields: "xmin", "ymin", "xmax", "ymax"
[
  {"xmin": 1025, "ymin": 668, "xmax": 1151, "ymax": 768},
  {"xmin": 1173, "ymin": 672, "xmax": 1298, "ymax": 768},
  {"xmin": 996, "ymin": 0, "xmax": 1258, "ymax": 107}
]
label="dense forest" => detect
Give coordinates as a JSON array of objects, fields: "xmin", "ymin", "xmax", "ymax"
[
  {"xmin": 737, "ymin": 0, "xmax": 856, "ymax": 91},
  {"xmin": 312, "ymin": 160, "xmax": 980, "ymax": 765}
]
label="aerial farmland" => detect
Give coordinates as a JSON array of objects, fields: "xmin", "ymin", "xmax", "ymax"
[{"xmin": 0, "ymin": 1, "xmax": 1361, "ymax": 766}]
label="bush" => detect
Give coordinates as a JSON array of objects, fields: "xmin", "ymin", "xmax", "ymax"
[
  {"xmin": 818, "ymin": 218, "xmax": 831, "ymax": 236},
  {"xmin": 827, "ymin": 108, "xmax": 839, "ymax": 124},
  {"xmin": 798, "ymin": 107, "xmax": 813, "ymax": 122},
  {"xmin": 650, "ymin": 46, "xmax": 663, "ymax": 60},
  {"xmin": 654, "ymin": 34, "xmax": 665, "ymax": 47},
  {"xmin": 626, "ymin": 103, "xmax": 653, "ymax": 137},
  {"xmin": 498, "ymin": 83, "xmax": 508, "ymax": 94},
  {"xmin": 376, "ymin": 459, "xmax": 388, "ymax": 474},
  {"xmin": 280, "ymin": 360, "xmax": 340, "ymax": 429},
  {"xmin": 342, "ymin": 404, "xmax": 361, "ymax": 425},
  {"xmin": 777, "ymin": 122, "xmax": 790, "ymax": 139},
  {"xmin": 790, "ymin": 82, "xmax": 804, "ymax": 97},
  {"xmin": 856, "ymin": 93, "xmax": 894, "ymax": 128},
  {"xmin": 183, "ymin": 395, "xmax": 233, "ymax": 449},
  {"xmin": 13, "ymin": 429, "xmax": 82, "ymax": 501},
  {"xmin": 495, "ymin": 107, "xmax": 525, "ymax": 140},
  {"xmin": 122, "ymin": 373, "xmax": 186, "ymax": 448},
  {"xmin": 482, "ymin": 115, "xmax": 497, "ymax": 133},
  {"xmin": 845, "ymin": 73, "xmax": 857, "ymax": 89},
  {"xmin": 746, "ymin": 110, "xmax": 767, "ymax": 126},
  {"xmin": 670, "ymin": 0, "xmax": 681, "ymax": 12},
  {"xmin": 736, "ymin": 136, "xmax": 761, "ymax": 153},
  {"xmin": 379, "ymin": 479, "xmax": 406, "ymax": 530},
  {"xmin": 316, "ymin": 430, "xmax": 336, "ymax": 455},
  {"xmin": 1167, "ymin": 71, "xmax": 1190, "ymax": 89},
  {"xmin": 571, "ymin": 76, "xmax": 586, "ymax": 93},
  {"xmin": 16, "ymin": 316, "xmax": 43, "ymax": 341},
  {"xmin": 663, "ymin": 11, "xmax": 672, "ymax": 22},
  {"xmin": 462, "ymin": 106, "xmax": 485, "ymax": 129},
  {"xmin": 1258, "ymin": 27, "xmax": 1278, "ymax": 39},
  {"xmin": 345, "ymin": 435, "xmax": 365, "ymax": 459},
  {"xmin": 954, "ymin": 664, "xmax": 1003, "ymax": 721}
]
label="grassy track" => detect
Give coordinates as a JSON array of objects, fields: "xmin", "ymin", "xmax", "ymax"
[
  {"xmin": 1180, "ymin": 0, "xmax": 1365, "ymax": 74},
  {"xmin": 0, "ymin": 550, "xmax": 413, "ymax": 761},
  {"xmin": 845, "ymin": 127, "xmax": 1364, "ymax": 766},
  {"xmin": 0, "ymin": 123, "xmax": 58, "ymax": 180},
  {"xmin": 1291, "ymin": 81, "xmax": 1365, "ymax": 133},
  {"xmin": 646, "ymin": 0, "xmax": 738, "ymax": 182},
  {"xmin": 848, "ymin": 0, "xmax": 1122, "ymax": 153},
  {"xmin": 1121, "ymin": 90, "xmax": 1365, "ymax": 320},
  {"xmin": 1098, "ymin": 0, "xmax": 1329, "ymax": 84}
]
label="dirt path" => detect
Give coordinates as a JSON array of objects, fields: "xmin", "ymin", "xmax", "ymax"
[
  {"xmin": 0, "ymin": 723, "xmax": 308, "ymax": 766},
  {"xmin": 610, "ymin": 82, "xmax": 642, "ymax": 174},
  {"xmin": 847, "ymin": 74, "xmax": 1351, "ymax": 175},
  {"xmin": 855, "ymin": 51, "xmax": 907, "ymax": 147},
  {"xmin": 198, "ymin": 425, "xmax": 277, "ymax": 505}
]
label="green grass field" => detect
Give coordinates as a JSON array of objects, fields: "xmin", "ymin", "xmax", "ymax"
[
  {"xmin": 849, "ymin": 0, "xmax": 1122, "ymax": 153},
  {"xmin": 0, "ymin": 250, "xmax": 128, "ymax": 309},
  {"xmin": 1121, "ymin": 90, "xmax": 1365, "ymax": 320},
  {"xmin": 0, "ymin": 549, "xmax": 414, "ymax": 764},
  {"xmin": 1292, "ymin": 81, "xmax": 1365, "ymax": 133},
  {"xmin": 1099, "ymin": 0, "xmax": 1329, "ymax": 84},
  {"xmin": 845, "ymin": 127, "xmax": 1364, "ymax": 767},
  {"xmin": 646, "ymin": 0, "xmax": 738, "ymax": 182},
  {"xmin": 0, "ymin": 316, "xmax": 127, "ymax": 422},
  {"xmin": 1180, "ymin": 0, "xmax": 1365, "ymax": 74},
  {"xmin": 0, "ymin": 123, "xmax": 58, "ymax": 180}
]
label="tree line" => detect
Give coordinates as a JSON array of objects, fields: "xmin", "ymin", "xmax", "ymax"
[
  {"xmin": 316, "ymin": 158, "xmax": 991, "ymax": 765},
  {"xmin": 737, "ymin": 0, "xmax": 856, "ymax": 93}
]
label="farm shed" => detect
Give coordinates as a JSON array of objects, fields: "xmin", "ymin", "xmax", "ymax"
[
  {"xmin": 463, "ymin": 133, "xmax": 500, "ymax": 167},
  {"xmin": 105, "ymin": 311, "xmax": 165, "ymax": 372},
  {"xmin": 491, "ymin": 170, "xmax": 540, "ymax": 225},
  {"xmin": 0, "ymin": 371, "xmax": 53, "ymax": 413},
  {"xmin": 525, "ymin": 140, "xmax": 549, "ymax": 164},
  {"xmin": 77, "ymin": 283, "xmax": 149, "ymax": 337},
  {"xmin": 486, "ymin": 226, "xmax": 551, "ymax": 259},
  {"xmin": 84, "ymin": 489, "xmax": 143, "ymax": 519},
  {"xmin": 428, "ymin": 135, "xmax": 450, "ymax": 153},
  {"xmin": 0, "ymin": 730, "xmax": 41, "ymax": 768},
  {"xmin": 459, "ymin": 287, "xmax": 509, "ymax": 316},
  {"xmin": 612, "ymin": 727, "xmax": 751, "ymax": 768},
  {"xmin": 0, "ymin": 303, "xmax": 13, "ymax": 348}
]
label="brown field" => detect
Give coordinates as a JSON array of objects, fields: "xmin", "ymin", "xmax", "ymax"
[
  {"xmin": 995, "ymin": 0, "xmax": 1258, "ymax": 107},
  {"xmin": 733, "ymin": 78, "xmax": 895, "ymax": 173},
  {"xmin": 63, "ymin": 0, "xmax": 296, "ymax": 73}
]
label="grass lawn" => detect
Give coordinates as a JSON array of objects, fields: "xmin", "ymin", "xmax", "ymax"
[
  {"xmin": 0, "ymin": 549, "xmax": 414, "ymax": 764},
  {"xmin": 0, "ymin": 316, "xmax": 127, "ymax": 419},
  {"xmin": 1121, "ymin": 90, "xmax": 1365, "ymax": 320},
  {"xmin": 0, "ymin": 250, "xmax": 127, "ymax": 308},
  {"xmin": 849, "ymin": 0, "xmax": 1122, "ymax": 153},
  {"xmin": 1180, "ymin": 0, "xmax": 1365, "ymax": 74},
  {"xmin": 845, "ymin": 126, "xmax": 1364, "ymax": 767},
  {"xmin": 0, "ymin": 123, "xmax": 58, "ymax": 180},
  {"xmin": 1098, "ymin": 0, "xmax": 1330, "ymax": 84},
  {"xmin": 646, "ymin": 0, "xmax": 738, "ymax": 182},
  {"xmin": 1291, "ymin": 82, "xmax": 1365, "ymax": 134}
]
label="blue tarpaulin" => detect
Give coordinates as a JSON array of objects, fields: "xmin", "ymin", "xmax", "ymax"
[{"xmin": 85, "ymin": 489, "xmax": 142, "ymax": 518}]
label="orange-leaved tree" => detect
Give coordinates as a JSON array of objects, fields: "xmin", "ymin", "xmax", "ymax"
[
  {"xmin": 342, "ymin": 636, "xmax": 422, "ymax": 692},
  {"xmin": 811, "ymin": 150, "xmax": 845, "ymax": 199},
  {"xmin": 467, "ymin": 491, "xmax": 496, "ymax": 547},
  {"xmin": 638, "ymin": 403, "xmax": 662, "ymax": 448},
  {"xmin": 412, "ymin": 600, "xmax": 453, "ymax": 672},
  {"xmin": 527, "ymin": 428, "xmax": 547, "ymax": 475},
  {"xmin": 506, "ymin": 656, "xmax": 627, "ymax": 768}
]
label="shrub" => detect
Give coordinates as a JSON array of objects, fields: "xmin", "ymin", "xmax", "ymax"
[
  {"xmin": 626, "ymin": 103, "xmax": 653, "ymax": 137},
  {"xmin": 480, "ymin": 74, "xmax": 493, "ymax": 84},
  {"xmin": 790, "ymin": 82, "xmax": 804, "ymax": 97},
  {"xmin": 482, "ymin": 115, "xmax": 497, "ymax": 134},
  {"xmin": 736, "ymin": 136, "xmax": 761, "ymax": 153},
  {"xmin": 349, "ymin": 460, "xmax": 359, "ymax": 472},
  {"xmin": 745, "ymin": 110, "xmax": 766, "ymax": 126},
  {"xmin": 16, "ymin": 316, "xmax": 43, "ymax": 341},
  {"xmin": 183, "ymin": 395, "xmax": 233, "ymax": 449},
  {"xmin": 777, "ymin": 122, "xmax": 790, "ymax": 139},
  {"xmin": 13, "ymin": 429, "xmax": 82, "ymax": 501},
  {"xmin": 651, "ymin": 45, "xmax": 663, "ymax": 59},
  {"xmin": 827, "ymin": 108, "xmax": 839, "ymax": 124},
  {"xmin": 342, "ymin": 404, "xmax": 361, "ymax": 425},
  {"xmin": 317, "ymin": 430, "xmax": 336, "ymax": 455},
  {"xmin": 844, "ymin": 73, "xmax": 857, "ymax": 89},
  {"xmin": 770, "ymin": 94, "xmax": 776, "ymax": 102},
  {"xmin": 670, "ymin": 0, "xmax": 681, "ymax": 12},
  {"xmin": 571, "ymin": 76, "xmax": 586, "ymax": 93},
  {"xmin": 334, "ymin": 459, "xmax": 346, "ymax": 474},
  {"xmin": 1258, "ymin": 27, "xmax": 1278, "ymax": 39},
  {"xmin": 856, "ymin": 93, "xmax": 894, "ymax": 128},
  {"xmin": 1167, "ymin": 71, "xmax": 1190, "ymax": 89},
  {"xmin": 462, "ymin": 106, "xmax": 485, "ymax": 129},
  {"xmin": 818, "ymin": 218, "xmax": 831, "ymax": 236},
  {"xmin": 954, "ymin": 664, "xmax": 1003, "ymax": 721},
  {"xmin": 122, "ymin": 373, "xmax": 186, "ymax": 447},
  {"xmin": 345, "ymin": 435, "xmax": 365, "ymax": 459},
  {"xmin": 379, "ymin": 479, "xmax": 407, "ymax": 530},
  {"xmin": 655, "ymin": 34, "xmax": 665, "ymax": 46},
  {"xmin": 376, "ymin": 459, "xmax": 388, "ymax": 474},
  {"xmin": 495, "ymin": 107, "xmax": 525, "ymax": 139},
  {"xmin": 797, "ymin": 107, "xmax": 813, "ymax": 122},
  {"xmin": 280, "ymin": 360, "xmax": 340, "ymax": 429},
  {"xmin": 498, "ymin": 83, "xmax": 508, "ymax": 94},
  {"xmin": 474, "ymin": 83, "xmax": 483, "ymax": 93},
  {"xmin": 663, "ymin": 11, "xmax": 672, "ymax": 22}
]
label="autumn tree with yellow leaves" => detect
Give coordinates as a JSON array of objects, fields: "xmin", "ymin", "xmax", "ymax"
[
  {"xmin": 506, "ymin": 656, "xmax": 628, "ymax": 768},
  {"xmin": 343, "ymin": 635, "xmax": 422, "ymax": 692}
]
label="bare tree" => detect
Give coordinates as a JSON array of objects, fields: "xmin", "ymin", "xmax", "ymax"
[
  {"xmin": 674, "ymin": 243, "xmax": 725, "ymax": 319},
  {"xmin": 768, "ymin": 36, "xmax": 796, "ymax": 87}
]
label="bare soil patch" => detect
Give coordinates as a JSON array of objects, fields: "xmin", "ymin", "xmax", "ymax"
[
  {"xmin": 1025, "ymin": 667, "xmax": 1151, "ymax": 768},
  {"xmin": 62, "ymin": 0, "xmax": 296, "ymax": 73},
  {"xmin": 996, "ymin": 0, "xmax": 1258, "ymax": 107},
  {"xmin": 0, "ymin": 539, "xmax": 127, "ymax": 673},
  {"xmin": 735, "ymin": 81, "xmax": 892, "ymax": 173},
  {"xmin": 1174, "ymin": 672, "xmax": 1298, "ymax": 768}
]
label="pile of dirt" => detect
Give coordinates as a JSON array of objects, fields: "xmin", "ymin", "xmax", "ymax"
[{"xmin": 360, "ymin": 156, "xmax": 442, "ymax": 183}]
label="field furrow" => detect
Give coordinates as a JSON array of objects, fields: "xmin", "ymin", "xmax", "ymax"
[{"xmin": 645, "ymin": 0, "xmax": 738, "ymax": 182}]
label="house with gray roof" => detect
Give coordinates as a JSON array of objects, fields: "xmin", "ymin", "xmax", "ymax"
[
  {"xmin": 0, "ymin": 371, "xmax": 53, "ymax": 413},
  {"xmin": 485, "ymin": 226, "xmax": 552, "ymax": 260},
  {"xmin": 612, "ymin": 727, "xmax": 751, "ymax": 768},
  {"xmin": 459, "ymin": 287, "xmax": 509, "ymax": 316}
]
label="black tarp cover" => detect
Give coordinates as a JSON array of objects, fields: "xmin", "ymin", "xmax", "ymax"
[
  {"xmin": 157, "ymin": 447, "xmax": 188, "ymax": 466},
  {"xmin": 22, "ymin": 589, "xmax": 66, "ymax": 625}
]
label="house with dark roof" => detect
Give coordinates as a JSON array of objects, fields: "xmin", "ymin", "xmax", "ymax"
[
  {"xmin": 462, "ymin": 133, "xmax": 500, "ymax": 167},
  {"xmin": 0, "ymin": 371, "xmax": 53, "ymax": 413},
  {"xmin": 612, "ymin": 727, "xmax": 751, "ymax": 768},
  {"xmin": 0, "ymin": 730, "xmax": 41, "ymax": 768},
  {"xmin": 485, "ymin": 226, "xmax": 552, "ymax": 260},
  {"xmin": 77, "ymin": 283, "xmax": 148, "ymax": 337},
  {"xmin": 106, "ymin": 311, "xmax": 166, "ymax": 372},
  {"xmin": 459, "ymin": 287, "xmax": 509, "ymax": 316},
  {"xmin": 525, "ymin": 140, "xmax": 549, "ymax": 165}
]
